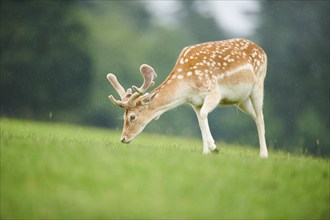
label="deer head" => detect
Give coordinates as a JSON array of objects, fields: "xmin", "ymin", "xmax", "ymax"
[{"xmin": 107, "ymin": 64, "xmax": 158, "ymax": 143}]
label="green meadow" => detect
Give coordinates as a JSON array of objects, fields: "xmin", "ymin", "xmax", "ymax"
[{"xmin": 0, "ymin": 118, "xmax": 329, "ymax": 219}]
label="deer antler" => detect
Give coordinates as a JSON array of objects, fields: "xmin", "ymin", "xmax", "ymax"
[
  {"xmin": 107, "ymin": 74, "xmax": 126, "ymax": 99},
  {"xmin": 107, "ymin": 74, "xmax": 132, "ymax": 108},
  {"xmin": 132, "ymin": 64, "xmax": 157, "ymax": 94},
  {"xmin": 107, "ymin": 64, "xmax": 157, "ymax": 108}
]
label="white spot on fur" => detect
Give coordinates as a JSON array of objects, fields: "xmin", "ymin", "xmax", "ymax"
[
  {"xmin": 183, "ymin": 47, "xmax": 192, "ymax": 57},
  {"xmin": 218, "ymin": 74, "xmax": 225, "ymax": 79}
]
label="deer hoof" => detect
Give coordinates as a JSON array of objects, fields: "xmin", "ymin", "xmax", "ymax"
[{"xmin": 211, "ymin": 148, "xmax": 219, "ymax": 154}]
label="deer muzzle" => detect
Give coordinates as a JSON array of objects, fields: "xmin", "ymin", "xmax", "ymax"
[{"xmin": 120, "ymin": 136, "xmax": 130, "ymax": 144}]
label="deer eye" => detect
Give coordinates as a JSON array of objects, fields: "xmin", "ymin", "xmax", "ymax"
[{"xmin": 129, "ymin": 114, "xmax": 136, "ymax": 122}]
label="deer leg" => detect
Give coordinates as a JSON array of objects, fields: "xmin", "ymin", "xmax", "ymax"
[
  {"xmin": 237, "ymin": 98, "xmax": 257, "ymax": 120},
  {"xmin": 193, "ymin": 93, "xmax": 221, "ymax": 154},
  {"xmin": 250, "ymin": 84, "xmax": 268, "ymax": 159}
]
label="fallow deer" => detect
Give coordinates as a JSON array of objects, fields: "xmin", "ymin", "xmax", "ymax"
[{"xmin": 107, "ymin": 38, "xmax": 268, "ymax": 158}]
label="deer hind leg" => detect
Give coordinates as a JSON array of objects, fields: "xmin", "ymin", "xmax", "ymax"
[
  {"xmin": 238, "ymin": 98, "xmax": 257, "ymax": 120},
  {"xmin": 249, "ymin": 83, "xmax": 268, "ymax": 159},
  {"xmin": 193, "ymin": 92, "xmax": 221, "ymax": 154}
]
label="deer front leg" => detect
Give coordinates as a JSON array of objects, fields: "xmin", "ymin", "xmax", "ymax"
[
  {"xmin": 193, "ymin": 93, "xmax": 220, "ymax": 154},
  {"xmin": 193, "ymin": 106, "xmax": 218, "ymax": 154}
]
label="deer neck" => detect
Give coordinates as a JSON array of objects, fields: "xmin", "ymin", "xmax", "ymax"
[{"xmin": 147, "ymin": 80, "xmax": 187, "ymax": 119}]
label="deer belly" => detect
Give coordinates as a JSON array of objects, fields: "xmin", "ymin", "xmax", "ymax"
[{"xmin": 218, "ymin": 83, "xmax": 253, "ymax": 105}]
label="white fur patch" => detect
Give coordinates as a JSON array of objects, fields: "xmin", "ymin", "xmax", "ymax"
[{"xmin": 223, "ymin": 64, "xmax": 253, "ymax": 78}]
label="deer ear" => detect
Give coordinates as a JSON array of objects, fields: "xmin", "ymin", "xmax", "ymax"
[{"xmin": 141, "ymin": 92, "xmax": 157, "ymax": 106}]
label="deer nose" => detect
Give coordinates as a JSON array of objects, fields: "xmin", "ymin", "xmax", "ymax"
[{"xmin": 121, "ymin": 136, "xmax": 128, "ymax": 144}]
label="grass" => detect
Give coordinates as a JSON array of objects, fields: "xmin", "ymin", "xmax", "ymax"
[{"xmin": 0, "ymin": 118, "xmax": 329, "ymax": 219}]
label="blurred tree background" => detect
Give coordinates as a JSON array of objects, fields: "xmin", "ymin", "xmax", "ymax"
[
  {"xmin": 1, "ymin": 1, "xmax": 91, "ymax": 120},
  {"xmin": 1, "ymin": 0, "xmax": 329, "ymax": 156}
]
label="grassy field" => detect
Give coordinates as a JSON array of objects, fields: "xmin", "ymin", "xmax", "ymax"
[{"xmin": 0, "ymin": 118, "xmax": 329, "ymax": 219}]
